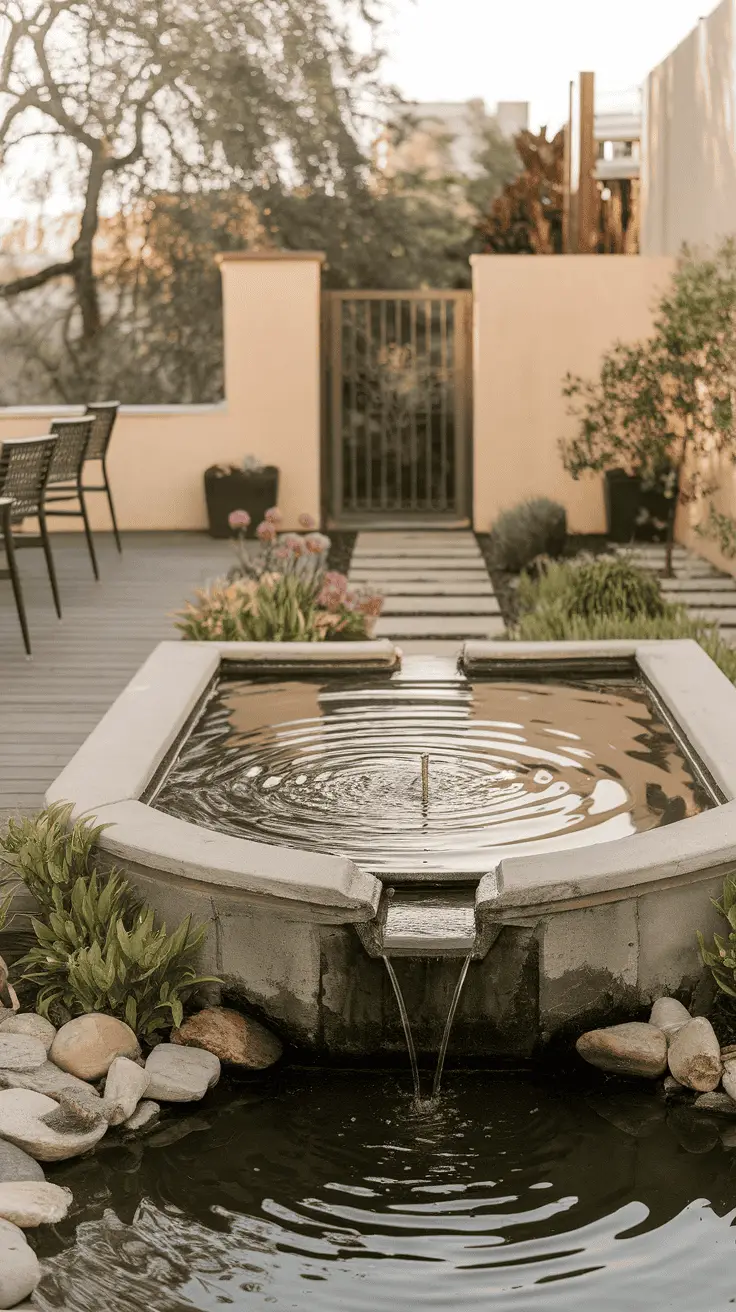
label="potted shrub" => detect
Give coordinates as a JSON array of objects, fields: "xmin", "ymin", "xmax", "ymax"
[
  {"xmin": 561, "ymin": 240, "xmax": 736, "ymax": 575},
  {"xmin": 204, "ymin": 455, "xmax": 279, "ymax": 539}
]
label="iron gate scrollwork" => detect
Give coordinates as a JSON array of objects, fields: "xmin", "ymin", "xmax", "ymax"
[{"xmin": 323, "ymin": 291, "xmax": 472, "ymax": 525}]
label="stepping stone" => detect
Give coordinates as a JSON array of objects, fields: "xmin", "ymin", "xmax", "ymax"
[
  {"xmin": 375, "ymin": 615, "xmax": 505, "ymax": 638},
  {"xmin": 662, "ymin": 577, "xmax": 736, "ymax": 592},
  {"xmin": 373, "ymin": 580, "xmax": 495, "ymax": 596},
  {"xmin": 660, "ymin": 592, "xmax": 736, "ymax": 606},
  {"xmin": 351, "ymin": 563, "xmax": 490, "ymax": 576},
  {"xmin": 687, "ymin": 608, "xmax": 736, "ymax": 625},
  {"xmin": 381, "ymin": 596, "xmax": 501, "ymax": 615}
]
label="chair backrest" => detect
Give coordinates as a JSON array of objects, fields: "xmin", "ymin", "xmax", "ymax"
[
  {"xmin": 0, "ymin": 436, "xmax": 57, "ymax": 518},
  {"xmin": 84, "ymin": 401, "xmax": 120, "ymax": 460},
  {"xmin": 48, "ymin": 417, "xmax": 94, "ymax": 484}
]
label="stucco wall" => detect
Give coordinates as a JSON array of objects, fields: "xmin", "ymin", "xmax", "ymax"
[
  {"xmin": 0, "ymin": 252, "xmax": 323, "ymax": 533},
  {"xmin": 471, "ymin": 254, "xmax": 675, "ymax": 533},
  {"xmin": 642, "ymin": 0, "xmax": 736, "ymax": 256}
]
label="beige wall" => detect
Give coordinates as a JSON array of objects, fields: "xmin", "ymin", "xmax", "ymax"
[
  {"xmin": 0, "ymin": 252, "xmax": 323, "ymax": 533},
  {"xmin": 471, "ymin": 254, "xmax": 675, "ymax": 533},
  {"xmin": 642, "ymin": 0, "xmax": 736, "ymax": 256}
]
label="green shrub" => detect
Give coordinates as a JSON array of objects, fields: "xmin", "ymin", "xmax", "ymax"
[
  {"xmin": 0, "ymin": 807, "xmax": 218, "ymax": 1043},
  {"xmin": 490, "ymin": 498, "xmax": 567, "ymax": 573},
  {"xmin": 512, "ymin": 562, "xmax": 736, "ymax": 684},
  {"xmin": 698, "ymin": 873, "xmax": 736, "ymax": 1000},
  {"xmin": 564, "ymin": 555, "xmax": 666, "ymax": 621}
]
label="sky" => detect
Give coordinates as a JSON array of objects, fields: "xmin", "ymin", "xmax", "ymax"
[{"xmin": 381, "ymin": 0, "xmax": 722, "ymax": 130}]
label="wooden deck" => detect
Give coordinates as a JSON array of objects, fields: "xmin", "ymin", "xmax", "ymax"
[{"xmin": 0, "ymin": 532, "xmax": 233, "ymax": 818}]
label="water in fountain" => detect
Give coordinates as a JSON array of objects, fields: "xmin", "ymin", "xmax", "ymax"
[{"xmin": 153, "ymin": 662, "xmax": 711, "ymax": 877}]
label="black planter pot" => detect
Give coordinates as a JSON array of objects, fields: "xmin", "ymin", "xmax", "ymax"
[
  {"xmin": 604, "ymin": 469, "xmax": 670, "ymax": 544},
  {"xmin": 204, "ymin": 466, "xmax": 279, "ymax": 539}
]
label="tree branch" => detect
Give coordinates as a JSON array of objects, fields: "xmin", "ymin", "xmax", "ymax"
[{"xmin": 0, "ymin": 259, "xmax": 79, "ymax": 298}]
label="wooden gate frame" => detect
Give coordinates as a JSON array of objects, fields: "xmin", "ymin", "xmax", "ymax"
[{"xmin": 321, "ymin": 290, "xmax": 473, "ymax": 529}]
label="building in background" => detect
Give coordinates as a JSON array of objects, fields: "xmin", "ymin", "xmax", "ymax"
[
  {"xmin": 565, "ymin": 76, "xmax": 641, "ymax": 254},
  {"xmin": 380, "ymin": 98, "xmax": 529, "ymax": 179},
  {"xmin": 641, "ymin": 0, "xmax": 735, "ymax": 255}
]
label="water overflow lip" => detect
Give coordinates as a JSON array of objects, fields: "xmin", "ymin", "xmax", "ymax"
[{"xmin": 151, "ymin": 660, "xmax": 712, "ymax": 877}]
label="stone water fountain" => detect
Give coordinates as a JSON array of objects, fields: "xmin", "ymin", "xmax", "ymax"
[{"xmin": 48, "ymin": 637, "xmax": 736, "ymax": 1076}]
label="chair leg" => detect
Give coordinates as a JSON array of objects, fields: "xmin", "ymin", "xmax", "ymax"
[
  {"xmin": 103, "ymin": 460, "xmax": 122, "ymax": 553},
  {"xmin": 39, "ymin": 513, "xmax": 62, "ymax": 617},
  {"xmin": 4, "ymin": 526, "xmax": 31, "ymax": 656},
  {"xmin": 78, "ymin": 489, "xmax": 100, "ymax": 580}
]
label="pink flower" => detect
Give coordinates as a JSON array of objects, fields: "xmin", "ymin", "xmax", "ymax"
[
  {"xmin": 274, "ymin": 545, "xmax": 291, "ymax": 561},
  {"xmin": 304, "ymin": 532, "xmax": 330, "ymax": 555},
  {"xmin": 256, "ymin": 521, "xmax": 277, "ymax": 543},
  {"xmin": 228, "ymin": 508, "xmax": 251, "ymax": 529},
  {"xmin": 283, "ymin": 533, "xmax": 306, "ymax": 557},
  {"xmin": 264, "ymin": 507, "xmax": 282, "ymax": 524},
  {"xmin": 357, "ymin": 593, "xmax": 384, "ymax": 617},
  {"xmin": 299, "ymin": 512, "xmax": 317, "ymax": 530}
]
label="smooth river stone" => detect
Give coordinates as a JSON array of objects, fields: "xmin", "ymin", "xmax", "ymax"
[
  {"xmin": 121, "ymin": 1100, "xmax": 160, "ymax": 1135},
  {"xmin": 0, "ymin": 1060, "xmax": 101, "ymax": 1100},
  {"xmin": 0, "ymin": 1142, "xmax": 45, "ymax": 1185},
  {"xmin": 649, "ymin": 998, "xmax": 691, "ymax": 1041},
  {"xmin": 172, "ymin": 1007, "xmax": 283, "ymax": 1070},
  {"xmin": 145, "ymin": 1044, "xmax": 220, "ymax": 1102},
  {"xmin": 576, "ymin": 1023, "xmax": 668, "ymax": 1079},
  {"xmin": 694, "ymin": 1091, "xmax": 736, "ymax": 1116},
  {"xmin": 50, "ymin": 1014, "xmax": 141, "ymax": 1081},
  {"xmin": 667, "ymin": 1017, "xmax": 722, "ymax": 1092},
  {"xmin": 721, "ymin": 1061, "xmax": 736, "ymax": 1104},
  {"xmin": 0, "ymin": 1088, "xmax": 108, "ymax": 1162},
  {"xmin": 0, "ymin": 1035, "xmax": 47, "ymax": 1073},
  {"xmin": 0, "ymin": 1219, "xmax": 39, "ymax": 1309},
  {"xmin": 0, "ymin": 1014, "xmax": 56, "ymax": 1052},
  {"xmin": 0, "ymin": 1181, "xmax": 73, "ymax": 1227},
  {"xmin": 103, "ymin": 1056, "xmax": 150, "ymax": 1126}
]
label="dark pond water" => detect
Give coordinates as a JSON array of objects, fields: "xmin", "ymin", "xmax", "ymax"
[
  {"xmin": 152, "ymin": 666, "xmax": 711, "ymax": 876},
  {"xmin": 30, "ymin": 1070, "xmax": 736, "ymax": 1312}
]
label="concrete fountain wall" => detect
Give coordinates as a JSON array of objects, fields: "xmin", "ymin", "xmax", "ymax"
[{"xmin": 47, "ymin": 639, "xmax": 736, "ymax": 1058}]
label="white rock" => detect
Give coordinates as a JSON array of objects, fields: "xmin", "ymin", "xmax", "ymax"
[
  {"xmin": 0, "ymin": 1218, "xmax": 39, "ymax": 1309},
  {"xmin": 721, "ymin": 1060, "xmax": 736, "ymax": 1104},
  {"xmin": 576, "ymin": 1023, "xmax": 668, "ymax": 1079},
  {"xmin": 667, "ymin": 1017, "xmax": 722, "ymax": 1092},
  {"xmin": 145, "ymin": 1044, "xmax": 220, "ymax": 1102},
  {"xmin": 50, "ymin": 1014, "xmax": 140, "ymax": 1081},
  {"xmin": 0, "ymin": 1013, "xmax": 57, "ymax": 1053},
  {"xmin": 0, "ymin": 1181, "xmax": 73, "ymax": 1227},
  {"xmin": 122, "ymin": 1100, "xmax": 160, "ymax": 1134},
  {"xmin": 649, "ymin": 998, "xmax": 691, "ymax": 1041},
  {"xmin": 694, "ymin": 1091, "xmax": 736, "ymax": 1116},
  {"xmin": 0, "ymin": 1060, "xmax": 101, "ymax": 1100},
  {"xmin": 0, "ymin": 1035, "xmax": 47, "ymax": 1072},
  {"xmin": 0, "ymin": 1088, "xmax": 108, "ymax": 1162},
  {"xmin": 103, "ymin": 1056, "xmax": 150, "ymax": 1127}
]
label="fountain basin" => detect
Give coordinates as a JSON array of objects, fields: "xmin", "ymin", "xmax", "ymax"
[{"xmin": 47, "ymin": 638, "xmax": 736, "ymax": 1057}]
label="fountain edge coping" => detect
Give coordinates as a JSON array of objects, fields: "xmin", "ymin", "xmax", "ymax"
[{"xmin": 45, "ymin": 639, "xmax": 396, "ymax": 921}]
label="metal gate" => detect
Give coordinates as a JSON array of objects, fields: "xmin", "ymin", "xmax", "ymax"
[{"xmin": 322, "ymin": 290, "xmax": 472, "ymax": 527}]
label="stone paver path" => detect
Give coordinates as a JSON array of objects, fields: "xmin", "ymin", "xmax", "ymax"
[
  {"xmin": 618, "ymin": 543, "xmax": 736, "ymax": 644},
  {"xmin": 350, "ymin": 531, "xmax": 504, "ymax": 655}
]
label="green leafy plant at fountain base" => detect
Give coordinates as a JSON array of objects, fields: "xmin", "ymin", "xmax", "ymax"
[
  {"xmin": 0, "ymin": 804, "xmax": 218, "ymax": 1043},
  {"xmin": 512, "ymin": 557, "xmax": 736, "ymax": 684},
  {"xmin": 698, "ymin": 873, "xmax": 736, "ymax": 1001}
]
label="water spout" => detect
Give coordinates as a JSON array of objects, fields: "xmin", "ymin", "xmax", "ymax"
[
  {"xmin": 382, "ymin": 956, "xmax": 421, "ymax": 1100},
  {"xmin": 432, "ymin": 954, "xmax": 472, "ymax": 1099}
]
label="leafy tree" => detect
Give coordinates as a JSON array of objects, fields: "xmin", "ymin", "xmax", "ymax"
[
  {"xmin": 477, "ymin": 127, "xmax": 565, "ymax": 254},
  {"xmin": 0, "ymin": 0, "xmax": 383, "ymax": 387},
  {"xmin": 562, "ymin": 240, "xmax": 736, "ymax": 575}
]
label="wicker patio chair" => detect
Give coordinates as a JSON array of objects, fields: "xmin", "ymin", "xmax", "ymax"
[
  {"xmin": 44, "ymin": 416, "xmax": 98, "ymax": 578},
  {"xmin": 0, "ymin": 435, "xmax": 59, "ymax": 640},
  {"xmin": 82, "ymin": 401, "xmax": 121, "ymax": 552}
]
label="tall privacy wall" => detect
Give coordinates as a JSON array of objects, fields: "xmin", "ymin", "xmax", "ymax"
[
  {"xmin": 471, "ymin": 255, "xmax": 674, "ymax": 533},
  {"xmin": 0, "ymin": 251, "xmax": 324, "ymax": 533},
  {"xmin": 641, "ymin": 0, "xmax": 736, "ymax": 256}
]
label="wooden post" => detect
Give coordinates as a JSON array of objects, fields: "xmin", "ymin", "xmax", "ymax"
[{"xmin": 577, "ymin": 71, "xmax": 597, "ymax": 253}]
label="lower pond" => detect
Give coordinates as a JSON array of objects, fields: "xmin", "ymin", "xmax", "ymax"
[{"xmin": 29, "ymin": 1069, "xmax": 736, "ymax": 1312}]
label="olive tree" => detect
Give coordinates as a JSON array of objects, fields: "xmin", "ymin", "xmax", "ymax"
[{"xmin": 561, "ymin": 239, "xmax": 736, "ymax": 575}]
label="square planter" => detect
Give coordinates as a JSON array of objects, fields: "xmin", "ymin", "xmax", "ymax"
[{"xmin": 204, "ymin": 466, "xmax": 279, "ymax": 539}]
